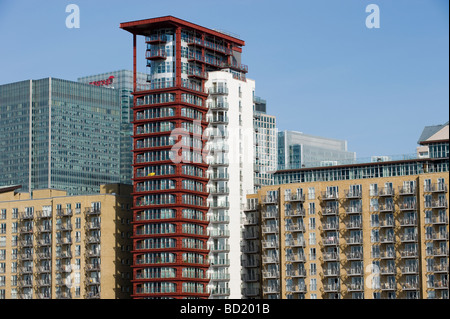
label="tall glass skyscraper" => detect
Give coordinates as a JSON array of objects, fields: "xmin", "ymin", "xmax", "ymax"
[
  {"xmin": 0, "ymin": 77, "xmax": 121, "ymax": 194},
  {"xmin": 78, "ymin": 70, "xmax": 147, "ymax": 185}
]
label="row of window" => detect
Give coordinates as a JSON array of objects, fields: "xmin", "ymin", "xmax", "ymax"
[{"xmin": 136, "ymin": 223, "xmax": 205, "ymax": 235}]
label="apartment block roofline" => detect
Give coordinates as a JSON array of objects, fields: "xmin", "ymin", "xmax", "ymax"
[
  {"xmin": 120, "ymin": 15, "xmax": 245, "ymax": 46},
  {"xmin": 273, "ymin": 155, "xmax": 445, "ymax": 174}
]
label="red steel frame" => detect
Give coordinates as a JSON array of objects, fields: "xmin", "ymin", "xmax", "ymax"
[{"xmin": 120, "ymin": 16, "xmax": 246, "ymax": 299}]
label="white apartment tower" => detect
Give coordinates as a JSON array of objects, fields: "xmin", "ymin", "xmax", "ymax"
[{"xmin": 205, "ymin": 71, "xmax": 255, "ymax": 298}]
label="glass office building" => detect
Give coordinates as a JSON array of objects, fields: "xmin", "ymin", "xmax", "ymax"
[
  {"xmin": 278, "ymin": 130, "xmax": 356, "ymax": 170},
  {"xmin": 0, "ymin": 77, "xmax": 121, "ymax": 194},
  {"xmin": 78, "ymin": 70, "xmax": 147, "ymax": 185}
]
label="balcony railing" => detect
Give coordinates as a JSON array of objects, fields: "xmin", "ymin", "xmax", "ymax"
[
  {"xmin": 424, "ymin": 183, "xmax": 448, "ymax": 193},
  {"xmin": 285, "ymin": 193, "xmax": 305, "ymax": 202}
]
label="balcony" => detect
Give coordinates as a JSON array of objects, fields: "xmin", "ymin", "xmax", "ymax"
[
  {"xmin": 320, "ymin": 192, "xmax": 339, "ymax": 201},
  {"xmin": 262, "ymin": 240, "xmax": 278, "ymax": 249},
  {"xmin": 322, "ymin": 252, "xmax": 339, "ymax": 262},
  {"xmin": 378, "ymin": 188, "xmax": 395, "ymax": 197},
  {"xmin": 285, "ymin": 193, "xmax": 305, "ymax": 202},
  {"xmin": 322, "ymin": 222, "xmax": 339, "ymax": 231},
  {"xmin": 85, "ymin": 207, "xmax": 101, "ymax": 215},
  {"xmin": 262, "ymin": 225, "xmax": 279, "ymax": 234},
  {"xmin": 426, "ymin": 247, "xmax": 449, "ymax": 257},
  {"xmin": 398, "ymin": 185, "xmax": 416, "ymax": 195},
  {"xmin": 56, "ymin": 209, "xmax": 73, "ymax": 217},
  {"xmin": 287, "ymin": 284, "xmax": 307, "ymax": 293},
  {"xmin": 347, "ymin": 283, "xmax": 364, "ymax": 292},
  {"xmin": 145, "ymin": 35, "xmax": 167, "ymax": 44},
  {"xmin": 320, "ymin": 206, "xmax": 339, "ymax": 216},
  {"xmin": 347, "ymin": 268, "xmax": 363, "ymax": 276},
  {"xmin": 242, "ymin": 216, "xmax": 258, "ymax": 226},
  {"xmin": 146, "ymin": 49, "xmax": 167, "ymax": 60},
  {"xmin": 262, "ymin": 195, "xmax": 278, "ymax": 205},
  {"xmin": 56, "ymin": 238, "xmax": 72, "ymax": 246},
  {"xmin": 380, "ymin": 235, "xmax": 395, "ymax": 244},
  {"xmin": 262, "ymin": 255, "xmax": 279, "ymax": 264},
  {"xmin": 401, "ymin": 282, "xmax": 420, "ymax": 291},
  {"xmin": 262, "ymin": 210, "xmax": 278, "ymax": 219},
  {"xmin": 286, "ymin": 269, "xmax": 307, "ymax": 277},
  {"xmin": 242, "ymin": 288, "xmax": 260, "ymax": 297},
  {"xmin": 20, "ymin": 212, "xmax": 34, "ymax": 220},
  {"xmin": 19, "ymin": 240, "xmax": 33, "ymax": 248},
  {"xmin": 424, "ymin": 183, "xmax": 448, "ymax": 193},
  {"xmin": 429, "ymin": 200, "xmax": 448, "ymax": 209},
  {"xmin": 380, "ymin": 282, "xmax": 396, "ymax": 291},
  {"xmin": 427, "ymin": 263, "xmax": 448, "ymax": 273},
  {"xmin": 347, "ymin": 251, "xmax": 363, "ymax": 261},
  {"xmin": 263, "ymin": 285, "xmax": 280, "ymax": 294},
  {"xmin": 187, "ymin": 68, "xmax": 208, "ymax": 80},
  {"xmin": 379, "ymin": 204, "xmax": 395, "ymax": 212},
  {"xmin": 207, "ymin": 114, "xmax": 229, "ymax": 124},
  {"xmin": 19, "ymin": 226, "xmax": 33, "ymax": 234},
  {"xmin": 208, "ymin": 229, "xmax": 230, "ymax": 238},
  {"xmin": 427, "ymin": 216, "xmax": 449, "ymax": 225},
  {"xmin": 323, "ymin": 283, "xmax": 340, "ymax": 292},
  {"xmin": 345, "ymin": 189, "xmax": 362, "ymax": 199},
  {"xmin": 399, "ymin": 218, "xmax": 417, "ymax": 227},
  {"xmin": 210, "ymin": 258, "xmax": 230, "ymax": 267},
  {"xmin": 398, "ymin": 202, "xmax": 417, "ymax": 211},
  {"xmin": 400, "ymin": 249, "xmax": 418, "ymax": 259},
  {"xmin": 345, "ymin": 206, "xmax": 362, "ymax": 215},
  {"xmin": 345, "ymin": 220, "xmax": 362, "ymax": 230},
  {"xmin": 285, "ymin": 208, "xmax": 305, "ymax": 218},
  {"xmin": 208, "ymin": 101, "xmax": 229, "ymax": 111},
  {"xmin": 400, "ymin": 266, "xmax": 419, "ymax": 274},
  {"xmin": 209, "ymin": 272, "xmax": 230, "ymax": 281},
  {"xmin": 242, "ymin": 229, "xmax": 259, "ymax": 240},
  {"xmin": 428, "ymin": 280, "xmax": 449, "ymax": 290},
  {"xmin": 322, "ymin": 268, "xmax": 340, "ymax": 277},
  {"xmin": 262, "ymin": 270, "xmax": 279, "ymax": 279},
  {"xmin": 241, "ymin": 259, "xmax": 260, "ymax": 268},
  {"xmin": 379, "ymin": 218, "xmax": 395, "ymax": 228},
  {"xmin": 380, "ymin": 266, "xmax": 396, "ymax": 275},
  {"xmin": 426, "ymin": 231, "xmax": 449, "ymax": 241},
  {"xmin": 322, "ymin": 236, "xmax": 339, "ymax": 246},
  {"xmin": 346, "ymin": 236, "xmax": 363, "ymax": 245},
  {"xmin": 399, "ymin": 233, "xmax": 418, "ymax": 243},
  {"xmin": 286, "ymin": 253, "xmax": 307, "ymax": 263},
  {"xmin": 285, "ymin": 239, "xmax": 306, "ymax": 248},
  {"xmin": 241, "ymin": 243, "xmax": 259, "ymax": 254},
  {"xmin": 208, "ymin": 86, "xmax": 229, "ymax": 95},
  {"xmin": 379, "ymin": 250, "xmax": 396, "ymax": 259},
  {"xmin": 285, "ymin": 224, "xmax": 305, "ymax": 232}
]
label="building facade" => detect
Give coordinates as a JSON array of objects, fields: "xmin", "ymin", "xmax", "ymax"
[
  {"xmin": 0, "ymin": 184, "xmax": 133, "ymax": 299},
  {"xmin": 0, "ymin": 78, "xmax": 121, "ymax": 195},
  {"xmin": 242, "ymin": 123, "xmax": 449, "ymax": 299},
  {"xmin": 253, "ymin": 97, "xmax": 277, "ymax": 191},
  {"xmin": 120, "ymin": 15, "xmax": 251, "ymax": 299},
  {"xmin": 78, "ymin": 70, "xmax": 148, "ymax": 185},
  {"xmin": 204, "ymin": 71, "xmax": 255, "ymax": 298},
  {"xmin": 277, "ymin": 130, "xmax": 356, "ymax": 170}
]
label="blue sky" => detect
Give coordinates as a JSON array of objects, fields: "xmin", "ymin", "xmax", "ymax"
[{"xmin": 0, "ymin": 0, "xmax": 448, "ymax": 158}]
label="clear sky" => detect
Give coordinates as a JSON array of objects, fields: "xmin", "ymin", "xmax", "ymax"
[{"xmin": 0, "ymin": 0, "xmax": 448, "ymax": 158}]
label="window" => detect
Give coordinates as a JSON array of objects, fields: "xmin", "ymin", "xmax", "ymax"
[
  {"xmin": 309, "ymin": 202, "xmax": 315, "ymax": 215},
  {"xmin": 310, "ymin": 263, "xmax": 317, "ymax": 276},
  {"xmin": 309, "ymin": 248, "xmax": 316, "ymax": 260},
  {"xmin": 309, "ymin": 218, "xmax": 316, "ymax": 230},
  {"xmin": 310, "ymin": 278, "xmax": 317, "ymax": 291},
  {"xmin": 309, "ymin": 233, "xmax": 316, "ymax": 245},
  {"xmin": 370, "ymin": 183, "xmax": 378, "ymax": 196},
  {"xmin": 308, "ymin": 187, "xmax": 315, "ymax": 200},
  {"xmin": 0, "ymin": 210, "xmax": 5, "ymax": 220}
]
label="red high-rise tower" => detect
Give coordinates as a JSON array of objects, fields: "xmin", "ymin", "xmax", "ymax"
[{"xmin": 120, "ymin": 16, "xmax": 247, "ymax": 299}]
